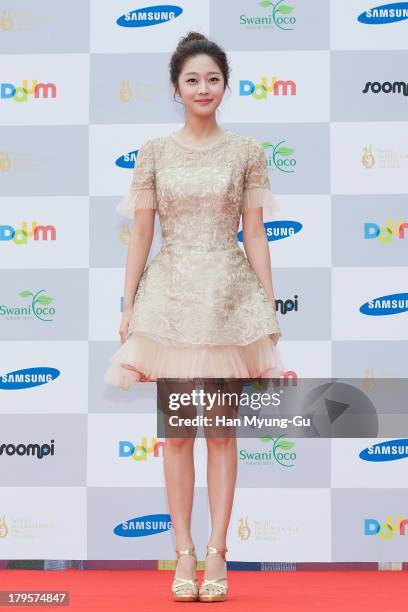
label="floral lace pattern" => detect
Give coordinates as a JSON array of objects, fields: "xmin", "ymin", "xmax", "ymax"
[{"xmin": 117, "ymin": 130, "xmax": 282, "ymax": 347}]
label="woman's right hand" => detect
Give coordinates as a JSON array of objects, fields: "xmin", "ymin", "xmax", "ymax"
[{"xmin": 119, "ymin": 309, "xmax": 133, "ymax": 345}]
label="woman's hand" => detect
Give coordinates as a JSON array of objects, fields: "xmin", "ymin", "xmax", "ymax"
[
  {"xmin": 269, "ymin": 330, "xmax": 282, "ymax": 346},
  {"xmin": 119, "ymin": 308, "xmax": 133, "ymax": 344}
]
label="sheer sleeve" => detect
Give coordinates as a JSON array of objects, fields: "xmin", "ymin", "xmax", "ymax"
[
  {"xmin": 241, "ymin": 137, "xmax": 280, "ymax": 214},
  {"xmin": 115, "ymin": 139, "xmax": 158, "ymax": 219}
]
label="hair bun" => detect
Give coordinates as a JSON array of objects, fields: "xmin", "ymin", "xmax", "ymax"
[{"xmin": 177, "ymin": 31, "xmax": 207, "ymax": 48}]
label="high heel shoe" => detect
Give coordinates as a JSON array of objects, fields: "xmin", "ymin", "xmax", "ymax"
[
  {"xmin": 171, "ymin": 545, "xmax": 199, "ymax": 602},
  {"xmin": 199, "ymin": 545, "xmax": 228, "ymax": 603}
]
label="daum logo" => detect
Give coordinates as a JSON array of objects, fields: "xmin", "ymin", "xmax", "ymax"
[
  {"xmin": 0, "ymin": 223, "xmax": 57, "ymax": 245},
  {"xmin": 357, "ymin": 3, "xmax": 408, "ymax": 24},
  {"xmin": 240, "ymin": 435, "xmax": 296, "ymax": 467},
  {"xmin": 0, "ymin": 81, "xmax": 57, "ymax": 102},
  {"xmin": 359, "ymin": 292, "xmax": 408, "ymax": 316},
  {"xmin": 362, "ymin": 81, "xmax": 408, "ymax": 96},
  {"xmin": 0, "ymin": 367, "xmax": 60, "ymax": 390},
  {"xmin": 116, "ymin": 150, "xmax": 139, "ymax": 170},
  {"xmin": 364, "ymin": 515, "xmax": 408, "ymax": 538},
  {"xmin": 0, "ymin": 440, "xmax": 54, "ymax": 460},
  {"xmin": 240, "ymin": 0, "xmax": 297, "ymax": 31},
  {"xmin": 364, "ymin": 220, "xmax": 407, "ymax": 242},
  {"xmin": 262, "ymin": 140, "xmax": 296, "ymax": 173},
  {"xmin": 119, "ymin": 437, "xmax": 165, "ymax": 461},
  {"xmin": 114, "ymin": 514, "xmax": 172, "ymax": 537},
  {"xmin": 117, "ymin": 5, "xmax": 183, "ymax": 28},
  {"xmin": 239, "ymin": 76, "xmax": 296, "ymax": 99},
  {"xmin": 360, "ymin": 439, "xmax": 408, "ymax": 462},
  {"xmin": 0, "ymin": 290, "xmax": 56, "ymax": 323}
]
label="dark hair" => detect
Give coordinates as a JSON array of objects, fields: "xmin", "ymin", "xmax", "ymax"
[{"xmin": 169, "ymin": 31, "xmax": 231, "ymax": 101}]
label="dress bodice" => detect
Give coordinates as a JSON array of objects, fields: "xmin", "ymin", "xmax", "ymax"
[{"xmin": 115, "ymin": 129, "xmax": 282, "ymax": 348}]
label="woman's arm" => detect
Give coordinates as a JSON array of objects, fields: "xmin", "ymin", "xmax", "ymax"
[
  {"xmin": 122, "ymin": 209, "xmax": 156, "ymax": 313},
  {"xmin": 242, "ymin": 207, "xmax": 277, "ymax": 310}
]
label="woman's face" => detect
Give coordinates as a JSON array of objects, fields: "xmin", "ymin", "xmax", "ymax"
[{"xmin": 175, "ymin": 53, "xmax": 225, "ymax": 116}]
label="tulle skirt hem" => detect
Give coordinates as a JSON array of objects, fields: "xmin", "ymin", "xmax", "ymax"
[{"xmin": 104, "ymin": 331, "xmax": 284, "ymax": 390}]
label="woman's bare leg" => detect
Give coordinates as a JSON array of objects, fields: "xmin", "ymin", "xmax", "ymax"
[
  {"xmin": 202, "ymin": 379, "xmax": 244, "ymax": 581},
  {"xmin": 157, "ymin": 380, "xmax": 197, "ymax": 580}
]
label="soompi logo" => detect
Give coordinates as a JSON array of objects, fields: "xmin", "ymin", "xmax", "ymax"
[
  {"xmin": 0, "ymin": 222, "xmax": 57, "ymax": 245},
  {"xmin": 116, "ymin": 5, "xmax": 183, "ymax": 28},
  {"xmin": 364, "ymin": 219, "xmax": 407, "ymax": 242},
  {"xmin": 364, "ymin": 515, "xmax": 408, "ymax": 538},
  {"xmin": 119, "ymin": 437, "xmax": 165, "ymax": 461},
  {"xmin": 359, "ymin": 293, "xmax": 408, "ymax": 316},
  {"xmin": 0, "ymin": 81, "xmax": 57, "ymax": 102},
  {"xmin": 275, "ymin": 294, "xmax": 298, "ymax": 315},
  {"xmin": 239, "ymin": 76, "xmax": 296, "ymax": 99}
]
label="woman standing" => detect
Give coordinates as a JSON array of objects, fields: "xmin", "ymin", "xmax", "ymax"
[{"xmin": 105, "ymin": 31, "xmax": 284, "ymax": 602}]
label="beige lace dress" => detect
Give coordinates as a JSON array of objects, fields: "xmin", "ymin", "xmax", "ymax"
[{"xmin": 104, "ymin": 129, "xmax": 284, "ymax": 390}]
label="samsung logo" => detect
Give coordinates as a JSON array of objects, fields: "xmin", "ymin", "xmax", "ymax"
[
  {"xmin": 117, "ymin": 5, "xmax": 183, "ymax": 28},
  {"xmin": 359, "ymin": 292, "xmax": 408, "ymax": 316},
  {"xmin": 360, "ymin": 439, "xmax": 408, "ymax": 462},
  {"xmin": 357, "ymin": 3, "xmax": 408, "ymax": 24},
  {"xmin": 114, "ymin": 513, "xmax": 172, "ymax": 537},
  {"xmin": 0, "ymin": 367, "xmax": 60, "ymax": 390},
  {"xmin": 238, "ymin": 220, "xmax": 301, "ymax": 243},
  {"xmin": 116, "ymin": 151, "xmax": 138, "ymax": 169}
]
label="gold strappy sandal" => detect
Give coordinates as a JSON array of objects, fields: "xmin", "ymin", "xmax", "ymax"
[
  {"xmin": 199, "ymin": 545, "xmax": 228, "ymax": 603},
  {"xmin": 171, "ymin": 545, "xmax": 199, "ymax": 602}
]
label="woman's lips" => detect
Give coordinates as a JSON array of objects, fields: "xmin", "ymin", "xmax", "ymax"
[{"xmin": 195, "ymin": 99, "xmax": 212, "ymax": 104}]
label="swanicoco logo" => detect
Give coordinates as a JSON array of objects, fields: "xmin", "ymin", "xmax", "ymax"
[
  {"xmin": 360, "ymin": 439, "xmax": 408, "ymax": 462},
  {"xmin": 116, "ymin": 6, "xmax": 183, "ymax": 28},
  {"xmin": 357, "ymin": 3, "xmax": 408, "ymax": 24},
  {"xmin": 1, "ymin": 222, "xmax": 57, "ymax": 245},
  {"xmin": 116, "ymin": 150, "xmax": 139, "ymax": 169},
  {"xmin": 0, "ymin": 367, "xmax": 60, "ymax": 390},
  {"xmin": 262, "ymin": 140, "xmax": 297, "ymax": 173},
  {"xmin": 1, "ymin": 80, "xmax": 57, "ymax": 102},
  {"xmin": 364, "ymin": 219, "xmax": 407, "ymax": 242},
  {"xmin": 239, "ymin": 435, "xmax": 296, "ymax": 467},
  {"xmin": 359, "ymin": 292, "xmax": 408, "ymax": 316},
  {"xmin": 239, "ymin": 76, "xmax": 296, "ymax": 99},
  {"xmin": 114, "ymin": 514, "xmax": 172, "ymax": 537},
  {"xmin": 0, "ymin": 289, "xmax": 56, "ymax": 323},
  {"xmin": 0, "ymin": 440, "xmax": 54, "ymax": 460},
  {"xmin": 364, "ymin": 515, "xmax": 408, "ymax": 538},
  {"xmin": 240, "ymin": 0, "xmax": 297, "ymax": 31},
  {"xmin": 119, "ymin": 437, "xmax": 165, "ymax": 461},
  {"xmin": 362, "ymin": 80, "xmax": 408, "ymax": 96}
]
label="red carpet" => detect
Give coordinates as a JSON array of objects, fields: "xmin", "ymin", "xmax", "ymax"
[{"xmin": 0, "ymin": 569, "xmax": 406, "ymax": 611}]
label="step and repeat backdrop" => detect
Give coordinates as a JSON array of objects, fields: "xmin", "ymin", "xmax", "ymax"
[{"xmin": 1, "ymin": 1, "xmax": 407, "ymax": 564}]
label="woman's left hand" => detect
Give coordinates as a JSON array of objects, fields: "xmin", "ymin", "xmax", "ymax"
[{"xmin": 269, "ymin": 330, "xmax": 281, "ymax": 346}]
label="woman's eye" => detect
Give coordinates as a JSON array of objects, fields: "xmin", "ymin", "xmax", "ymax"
[{"xmin": 186, "ymin": 77, "xmax": 220, "ymax": 84}]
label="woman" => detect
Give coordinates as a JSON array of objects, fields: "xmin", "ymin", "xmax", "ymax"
[{"xmin": 104, "ymin": 31, "xmax": 284, "ymax": 603}]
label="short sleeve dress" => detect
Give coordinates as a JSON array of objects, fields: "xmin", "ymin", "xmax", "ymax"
[{"xmin": 104, "ymin": 129, "xmax": 284, "ymax": 390}]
